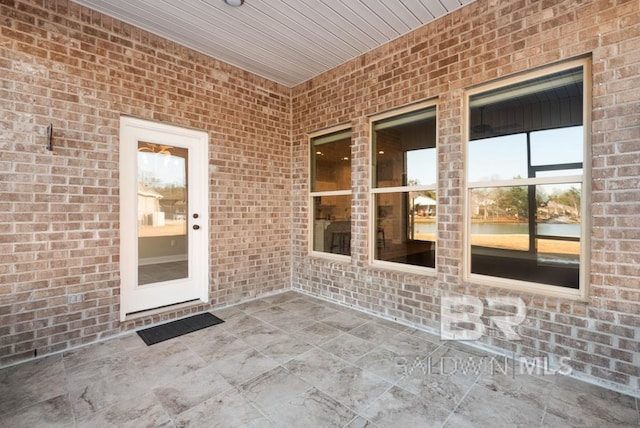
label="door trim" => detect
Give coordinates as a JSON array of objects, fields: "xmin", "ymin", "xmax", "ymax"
[{"xmin": 119, "ymin": 116, "xmax": 209, "ymax": 321}]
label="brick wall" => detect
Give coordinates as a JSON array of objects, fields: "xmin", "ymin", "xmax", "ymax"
[
  {"xmin": 291, "ymin": 0, "xmax": 639, "ymax": 395},
  {"xmin": 1, "ymin": 0, "xmax": 638, "ymax": 396},
  {"xmin": 0, "ymin": 0, "xmax": 291, "ymax": 365}
]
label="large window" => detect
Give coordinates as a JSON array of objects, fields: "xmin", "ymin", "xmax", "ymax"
[
  {"xmin": 371, "ymin": 103, "xmax": 437, "ymax": 270},
  {"xmin": 466, "ymin": 59, "xmax": 590, "ymax": 298},
  {"xmin": 310, "ymin": 127, "xmax": 352, "ymax": 256}
]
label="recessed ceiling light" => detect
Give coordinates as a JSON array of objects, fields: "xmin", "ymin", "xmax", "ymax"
[{"xmin": 224, "ymin": 0, "xmax": 244, "ymax": 6}]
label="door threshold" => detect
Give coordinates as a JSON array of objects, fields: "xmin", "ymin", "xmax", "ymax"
[{"xmin": 123, "ymin": 299, "xmax": 204, "ymax": 322}]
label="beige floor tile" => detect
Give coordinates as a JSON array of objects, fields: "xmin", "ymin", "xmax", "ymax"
[
  {"xmin": 180, "ymin": 329, "xmax": 252, "ymax": 362},
  {"xmin": 266, "ymin": 387, "xmax": 357, "ymax": 427},
  {"xmin": 0, "ymin": 355, "xmax": 67, "ymax": 416},
  {"xmin": 320, "ymin": 332, "xmax": 377, "ymax": 363},
  {"xmin": 255, "ymin": 333, "xmax": 314, "ymax": 364},
  {"xmin": 353, "ymin": 345, "xmax": 411, "ymax": 384},
  {"xmin": 174, "ymin": 389, "xmax": 273, "ymax": 428},
  {"xmin": 349, "ymin": 321, "xmax": 402, "ymax": 344},
  {"xmin": 316, "ymin": 365, "xmax": 392, "ymax": 413},
  {"xmin": 0, "ymin": 291, "xmax": 637, "ymax": 427},
  {"xmin": 446, "ymin": 382, "xmax": 546, "ymax": 428},
  {"xmin": 362, "ymin": 385, "xmax": 450, "ymax": 427},
  {"xmin": 0, "ymin": 394, "xmax": 73, "ymax": 428},
  {"xmin": 75, "ymin": 392, "xmax": 172, "ymax": 428},
  {"xmin": 213, "ymin": 349, "xmax": 279, "ymax": 387},
  {"xmin": 545, "ymin": 375, "xmax": 639, "ymax": 427},
  {"xmin": 153, "ymin": 364, "xmax": 233, "ymax": 416},
  {"xmin": 240, "ymin": 365, "xmax": 312, "ymax": 413},
  {"xmin": 295, "ymin": 321, "xmax": 342, "ymax": 345},
  {"xmin": 284, "ymin": 347, "xmax": 350, "ymax": 386},
  {"xmin": 69, "ymin": 370, "xmax": 149, "ymax": 420}
]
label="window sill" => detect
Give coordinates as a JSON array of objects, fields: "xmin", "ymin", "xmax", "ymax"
[
  {"xmin": 465, "ymin": 272, "xmax": 588, "ymax": 302},
  {"xmin": 369, "ymin": 259, "xmax": 437, "ymax": 277},
  {"xmin": 308, "ymin": 251, "xmax": 351, "ymax": 263}
]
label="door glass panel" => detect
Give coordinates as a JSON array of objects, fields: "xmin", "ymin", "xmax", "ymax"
[{"xmin": 137, "ymin": 142, "xmax": 188, "ymax": 285}]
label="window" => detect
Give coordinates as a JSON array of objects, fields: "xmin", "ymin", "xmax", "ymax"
[
  {"xmin": 465, "ymin": 59, "xmax": 590, "ymax": 298},
  {"xmin": 310, "ymin": 127, "xmax": 352, "ymax": 256},
  {"xmin": 371, "ymin": 103, "xmax": 437, "ymax": 270}
]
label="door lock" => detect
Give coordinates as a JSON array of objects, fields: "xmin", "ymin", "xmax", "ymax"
[{"xmin": 193, "ymin": 224, "xmax": 200, "ymax": 230}]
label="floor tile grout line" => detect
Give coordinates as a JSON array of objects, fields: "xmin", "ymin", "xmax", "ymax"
[
  {"xmin": 59, "ymin": 354, "xmax": 78, "ymax": 427},
  {"xmin": 235, "ymin": 383, "xmax": 282, "ymax": 427},
  {"xmin": 236, "ymin": 363, "xmax": 316, "ymax": 426},
  {"xmin": 308, "ymin": 353, "xmax": 395, "ymax": 415},
  {"xmin": 351, "ymin": 381, "xmax": 397, "ymax": 426},
  {"xmin": 438, "ymin": 366, "xmax": 482, "ymax": 428},
  {"xmin": 153, "ymin": 387, "xmax": 181, "ymax": 428}
]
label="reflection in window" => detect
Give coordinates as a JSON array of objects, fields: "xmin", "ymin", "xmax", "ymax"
[
  {"xmin": 311, "ymin": 130, "xmax": 351, "ymax": 192},
  {"xmin": 530, "ymin": 127, "xmax": 583, "ymax": 175},
  {"xmin": 470, "ymin": 184, "xmax": 581, "ymax": 287},
  {"xmin": 468, "ymin": 134, "xmax": 527, "ymax": 182},
  {"xmin": 467, "ymin": 63, "xmax": 587, "ymax": 290},
  {"xmin": 312, "ymin": 195, "xmax": 352, "ymax": 255},
  {"xmin": 310, "ymin": 129, "xmax": 352, "ymax": 256},
  {"xmin": 137, "ymin": 142, "xmax": 189, "ymax": 285},
  {"xmin": 372, "ymin": 105, "xmax": 437, "ymax": 269},
  {"xmin": 375, "ymin": 191, "xmax": 436, "ymax": 268}
]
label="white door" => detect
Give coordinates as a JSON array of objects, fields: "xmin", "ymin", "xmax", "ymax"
[{"xmin": 119, "ymin": 117, "xmax": 209, "ymax": 320}]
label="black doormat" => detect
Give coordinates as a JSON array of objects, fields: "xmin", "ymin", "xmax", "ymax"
[{"xmin": 136, "ymin": 312, "xmax": 224, "ymax": 346}]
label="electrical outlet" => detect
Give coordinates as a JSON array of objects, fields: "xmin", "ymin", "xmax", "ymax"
[
  {"xmin": 170, "ymin": 239, "xmax": 176, "ymax": 247},
  {"xmin": 67, "ymin": 294, "xmax": 84, "ymax": 304}
]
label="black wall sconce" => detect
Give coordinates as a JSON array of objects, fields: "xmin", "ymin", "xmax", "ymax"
[{"xmin": 46, "ymin": 124, "xmax": 53, "ymax": 151}]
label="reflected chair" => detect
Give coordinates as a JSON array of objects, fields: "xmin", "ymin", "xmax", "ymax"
[
  {"xmin": 330, "ymin": 231, "xmax": 350, "ymax": 254},
  {"xmin": 377, "ymin": 226, "xmax": 385, "ymax": 249}
]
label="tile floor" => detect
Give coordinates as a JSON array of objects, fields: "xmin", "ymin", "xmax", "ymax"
[
  {"xmin": 138, "ymin": 261, "xmax": 189, "ymax": 285},
  {"xmin": 1, "ymin": 291, "xmax": 638, "ymax": 427}
]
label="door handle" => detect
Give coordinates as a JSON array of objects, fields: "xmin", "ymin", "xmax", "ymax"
[{"xmin": 193, "ymin": 224, "xmax": 200, "ymax": 230}]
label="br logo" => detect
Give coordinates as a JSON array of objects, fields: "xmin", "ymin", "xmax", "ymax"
[{"xmin": 440, "ymin": 294, "xmax": 526, "ymax": 341}]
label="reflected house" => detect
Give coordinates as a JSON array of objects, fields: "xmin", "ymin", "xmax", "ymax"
[
  {"xmin": 157, "ymin": 186, "xmax": 187, "ymax": 221},
  {"xmin": 474, "ymin": 199, "xmax": 494, "ymax": 219},
  {"xmin": 543, "ymin": 201, "xmax": 579, "ymax": 221},
  {"xmin": 471, "ymin": 194, "xmax": 498, "ymax": 219},
  {"xmin": 413, "ymin": 195, "xmax": 436, "ymax": 216},
  {"xmin": 138, "ymin": 184, "xmax": 164, "ymax": 226},
  {"xmin": 173, "ymin": 199, "xmax": 187, "ymax": 221}
]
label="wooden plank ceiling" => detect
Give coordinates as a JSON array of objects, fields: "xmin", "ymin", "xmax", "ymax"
[{"xmin": 71, "ymin": 0, "xmax": 475, "ymax": 87}]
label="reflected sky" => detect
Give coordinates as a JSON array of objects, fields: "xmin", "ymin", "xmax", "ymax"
[
  {"xmin": 406, "ymin": 148, "xmax": 437, "ymax": 186},
  {"xmin": 468, "ymin": 126, "xmax": 583, "ymax": 182},
  {"xmin": 138, "ymin": 152, "xmax": 186, "ymax": 187}
]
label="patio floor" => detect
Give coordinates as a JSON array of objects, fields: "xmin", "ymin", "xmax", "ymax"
[{"xmin": 1, "ymin": 291, "xmax": 638, "ymax": 427}]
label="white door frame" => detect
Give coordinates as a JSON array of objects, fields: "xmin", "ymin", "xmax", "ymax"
[{"xmin": 119, "ymin": 116, "xmax": 209, "ymax": 321}]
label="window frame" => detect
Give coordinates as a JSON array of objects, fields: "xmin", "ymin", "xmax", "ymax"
[
  {"xmin": 369, "ymin": 100, "xmax": 439, "ymax": 275},
  {"xmin": 463, "ymin": 58, "xmax": 592, "ymax": 300},
  {"xmin": 308, "ymin": 124, "xmax": 353, "ymax": 260}
]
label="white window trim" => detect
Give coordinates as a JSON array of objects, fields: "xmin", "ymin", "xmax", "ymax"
[
  {"xmin": 463, "ymin": 57, "xmax": 592, "ymax": 301},
  {"xmin": 369, "ymin": 100, "xmax": 438, "ymax": 275},
  {"xmin": 308, "ymin": 124, "xmax": 352, "ymax": 260}
]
